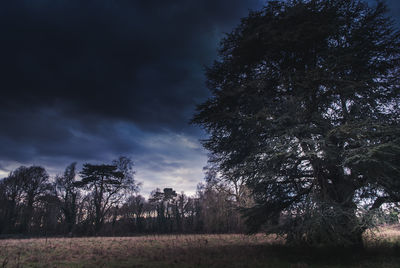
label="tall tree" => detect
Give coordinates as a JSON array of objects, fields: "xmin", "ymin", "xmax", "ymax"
[
  {"xmin": 0, "ymin": 166, "xmax": 53, "ymax": 234},
  {"xmin": 193, "ymin": 0, "xmax": 400, "ymax": 246},
  {"xmin": 0, "ymin": 171, "xmax": 26, "ymax": 233},
  {"xmin": 75, "ymin": 157, "xmax": 138, "ymax": 234},
  {"xmin": 18, "ymin": 166, "xmax": 52, "ymax": 233},
  {"xmin": 118, "ymin": 195, "xmax": 146, "ymax": 233},
  {"xmin": 148, "ymin": 188, "xmax": 178, "ymax": 232},
  {"xmin": 55, "ymin": 162, "xmax": 79, "ymax": 234}
]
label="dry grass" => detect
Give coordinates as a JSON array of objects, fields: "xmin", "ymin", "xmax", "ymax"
[
  {"xmin": 371, "ymin": 225, "xmax": 400, "ymax": 243},
  {"xmin": 0, "ymin": 226, "xmax": 399, "ymax": 267}
]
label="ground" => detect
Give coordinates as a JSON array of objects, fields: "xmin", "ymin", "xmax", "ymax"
[{"xmin": 1, "ymin": 225, "xmax": 400, "ymax": 267}]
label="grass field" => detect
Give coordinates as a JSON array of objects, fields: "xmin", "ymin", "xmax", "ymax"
[{"xmin": 1, "ymin": 225, "xmax": 400, "ymax": 268}]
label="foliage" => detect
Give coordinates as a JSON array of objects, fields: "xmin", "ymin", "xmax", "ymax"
[
  {"xmin": 373, "ymin": 204, "xmax": 400, "ymax": 225},
  {"xmin": 55, "ymin": 162, "xmax": 79, "ymax": 234},
  {"xmin": 193, "ymin": 0, "xmax": 400, "ymax": 246},
  {"xmin": 0, "ymin": 158, "xmax": 246, "ymax": 236},
  {"xmin": 75, "ymin": 157, "xmax": 139, "ymax": 234},
  {"xmin": 0, "ymin": 166, "xmax": 53, "ymax": 234}
]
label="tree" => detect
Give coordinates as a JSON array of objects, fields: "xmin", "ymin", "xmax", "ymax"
[
  {"xmin": 0, "ymin": 166, "xmax": 53, "ymax": 234},
  {"xmin": 55, "ymin": 162, "xmax": 79, "ymax": 234},
  {"xmin": 75, "ymin": 157, "xmax": 138, "ymax": 234},
  {"xmin": 193, "ymin": 0, "xmax": 400, "ymax": 247},
  {"xmin": 148, "ymin": 188, "xmax": 178, "ymax": 232},
  {"xmin": 0, "ymin": 171, "xmax": 26, "ymax": 233},
  {"xmin": 204, "ymin": 163, "xmax": 253, "ymax": 208},
  {"xmin": 196, "ymin": 180, "xmax": 246, "ymax": 233},
  {"xmin": 16, "ymin": 166, "xmax": 52, "ymax": 233},
  {"xmin": 121, "ymin": 195, "xmax": 146, "ymax": 232}
]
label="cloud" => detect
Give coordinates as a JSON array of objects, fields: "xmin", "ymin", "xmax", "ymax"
[
  {"xmin": 0, "ymin": 0, "xmax": 262, "ymax": 131},
  {"xmin": 134, "ymin": 133, "xmax": 208, "ymax": 196},
  {"xmin": 0, "ymin": 0, "xmax": 398, "ymax": 196},
  {"xmin": 0, "ymin": 107, "xmax": 208, "ymax": 196},
  {"xmin": 0, "ymin": 0, "xmax": 263, "ymax": 194}
]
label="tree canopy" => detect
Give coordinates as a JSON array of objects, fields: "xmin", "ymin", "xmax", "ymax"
[
  {"xmin": 193, "ymin": 0, "xmax": 400, "ymax": 246},
  {"xmin": 75, "ymin": 157, "xmax": 138, "ymax": 234},
  {"xmin": 0, "ymin": 158, "xmax": 248, "ymax": 236}
]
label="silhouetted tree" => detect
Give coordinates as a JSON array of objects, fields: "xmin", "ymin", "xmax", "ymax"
[
  {"xmin": 0, "ymin": 181, "xmax": 6, "ymax": 233},
  {"xmin": 130, "ymin": 195, "xmax": 146, "ymax": 231},
  {"xmin": 0, "ymin": 166, "xmax": 53, "ymax": 234},
  {"xmin": 18, "ymin": 166, "xmax": 52, "ymax": 233},
  {"xmin": 193, "ymin": 0, "xmax": 400, "ymax": 246},
  {"xmin": 204, "ymin": 163, "xmax": 253, "ymax": 208},
  {"xmin": 196, "ymin": 182, "xmax": 244, "ymax": 233},
  {"xmin": 148, "ymin": 188, "xmax": 181, "ymax": 233},
  {"xmin": 75, "ymin": 157, "xmax": 138, "ymax": 234},
  {"xmin": 0, "ymin": 172, "xmax": 25, "ymax": 233},
  {"xmin": 119, "ymin": 195, "xmax": 146, "ymax": 233},
  {"xmin": 55, "ymin": 162, "xmax": 79, "ymax": 234},
  {"xmin": 32, "ymin": 192, "xmax": 61, "ymax": 235}
]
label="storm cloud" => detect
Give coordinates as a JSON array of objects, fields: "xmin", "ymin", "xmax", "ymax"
[
  {"xmin": 0, "ymin": 0, "xmax": 264, "ymax": 195},
  {"xmin": 0, "ymin": 0, "xmax": 262, "ymax": 129},
  {"xmin": 0, "ymin": 0, "xmax": 398, "ymax": 196}
]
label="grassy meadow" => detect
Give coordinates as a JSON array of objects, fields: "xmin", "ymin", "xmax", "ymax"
[{"xmin": 1, "ymin": 225, "xmax": 400, "ymax": 268}]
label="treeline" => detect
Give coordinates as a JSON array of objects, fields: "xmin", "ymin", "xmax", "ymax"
[{"xmin": 0, "ymin": 157, "xmax": 252, "ymax": 236}]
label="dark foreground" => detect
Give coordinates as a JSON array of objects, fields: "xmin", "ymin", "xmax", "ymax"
[{"xmin": 1, "ymin": 226, "xmax": 400, "ymax": 267}]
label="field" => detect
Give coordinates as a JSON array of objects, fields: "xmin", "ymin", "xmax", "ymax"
[{"xmin": 1, "ymin": 226, "xmax": 400, "ymax": 268}]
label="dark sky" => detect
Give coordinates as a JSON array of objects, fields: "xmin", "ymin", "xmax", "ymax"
[{"xmin": 1, "ymin": 0, "xmax": 399, "ymax": 196}]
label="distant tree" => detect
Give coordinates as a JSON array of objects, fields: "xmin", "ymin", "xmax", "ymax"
[
  {"xmin": 32, "ymin": 192, "xmax": 61, "ymax": 235},
  {"xmin": 196, "ymin": 181, "xmax": 244, "ymax": 233},
  {"xmin": 149, "ymin": 188, "xmax": 178, "ymax": 232},
  {"xmin": 193, "ymin": 0, "xmax": 400, "ymax": 246},
  {"xmin": 55, "ymin": 162, "xmax": 79, "ymax": 234},
  {"xmin": 204, "ymin": 163, "xmax": 253, "ymax": 208},
  {"xmin": 112, "ymin": 156, "xmax": 141, "ymax": 193},
  {"xmin": 75, "ymin": 157, "xmax": 138, "ymax": 234},
  {"xmin": 0, "ymin": 166, "xmax": 54, "ymax": 234},
  {"xmin": 0, "ymin": 166, "xmax": 52, "ymax": 234},
  {"xmin": 0, "ymin": 181, "xmax": 5, "ymax": 233},
  {"xmin": 121, "ymin": 195, "xmax": 146, "ymax": 232},
  {"xmin": 148, "ymin": 188, "xmax": 165, "ymax": 232},
  {"xmin": 17, "ymin": 166, "xmax": 52, "ymax": 233},
  {"xmin": 174, "ymin": 192, "xmax": 187, "ymax": 232},
  {"xmin": 75, "ymin": 193, "xmax": 95, "ymax": 235},
  {"xmin": 0, "ymin": 172, "xmax": 25, "ymax": 233},
  {"xmin": 183, "ymin": 196, "xmax": 200, "ymax": 232}
]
